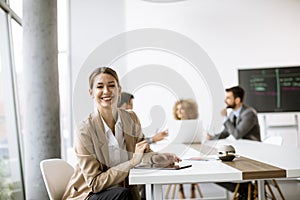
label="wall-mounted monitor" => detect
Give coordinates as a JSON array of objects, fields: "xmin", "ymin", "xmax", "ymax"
[{"xmin": 238, "ymin": 66, "xmax": 300, "ymax": 113}]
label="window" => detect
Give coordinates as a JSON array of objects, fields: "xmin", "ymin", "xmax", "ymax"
[
  {"xmin": 0, "ymin": 1, "xmax": 72, "ymax": 198},
  {"xmin": 8, "ymin": 0, "xmax": 22, "ymax": 18},
  {"xmin": 57, "ymin": 0, "xmax": 72, "ymax": 158},
  {"xmin": 0, "ymin": 7, "xmax": 24, "ymax": 199}
]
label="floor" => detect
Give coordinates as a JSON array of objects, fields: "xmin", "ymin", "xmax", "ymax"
[{"xmin": 161, "ymin": 179, "xmax": 300, "ymax": 200}]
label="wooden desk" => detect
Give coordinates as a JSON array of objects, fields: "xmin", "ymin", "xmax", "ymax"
[
  {"xmin": 222, "ymin": 156, "xmax": 286, "ymax": 180},
  {"xmin": 129, "ymin": 139, "xmax": 300, "ymax": 200}
]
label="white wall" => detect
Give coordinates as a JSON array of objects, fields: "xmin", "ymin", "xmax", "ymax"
[
  {"xmin": 70, "ymin": 0, "xmax": 126, "ymax": 125},
  {"xmin": 70, "ymin": 0, "xmax": 300, "ymax": 143},
  {"xmin": 70, "ymin": 0, "xmax": 126, "ymax": 82},
  {"xmin": 125, "ymin": 0, "xmax": 300, "ymax": 84}
]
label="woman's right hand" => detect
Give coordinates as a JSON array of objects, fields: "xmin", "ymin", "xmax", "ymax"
[
  {"xmin": 152, "ymin": 130, "xmax": 169, "ymax": 143},
  {"xmin": 206, "ymin": 132, "xmax": 213, "ymax": 140},
  {"xmin": 151, "ymin": 153, "xmax": 181, "ymax": 165},
  {"xmin": 130, "ymin": 140, "xmax": 149, "ymax": 166}
]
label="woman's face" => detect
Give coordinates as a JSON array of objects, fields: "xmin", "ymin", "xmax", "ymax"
[
  {"xmin": 176, "ymin": 103, "xmax": 187, "ymax": 120},
  {"xmin": 89, "ymin": 73, "xmax": 121, "ymax": 109}
]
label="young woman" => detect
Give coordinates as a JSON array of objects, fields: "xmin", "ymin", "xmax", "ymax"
[{"xmin": 62, "ymin": 67, "xmax": 181, "ymax": 200}]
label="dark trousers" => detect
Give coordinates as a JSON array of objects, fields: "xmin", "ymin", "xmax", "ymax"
[
  {"xmin": 217, "ymin": 182, "xmax": 250, "ymax": 192},
  {"xmin": 217, "ymin": 182, "xmax": 251, "ymax": 200},
  {"xmin": 217, "ymin": 182, "xmax": 239, "ymax": 192},
  {"xmin": 88, "ymin": 187, "xmax": 132, "ymax": 200}
]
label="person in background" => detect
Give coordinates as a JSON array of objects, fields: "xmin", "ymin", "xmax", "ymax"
[
  {"xmin": 118, "ymin": 92, "xmax": 169, "ymax": 144},
  {"xmin": 62, "ymin": 67, "xmax": 181, "ymax": 200},
  {"xmin": 173, "ymin": 98, "xmax": 199, "ymax": 199},
  {"xmin": 173, "ymin": 98, "xmax": 199, "ymax": 120},
  {"xmin": 117, "ymin": 92, "xmax": 134, "ymax": 110},
  {"xmin": 206, "ymin": 85, "xmax": 261, "ymax": 200},
  {"xmin": 206, "ymin": 85, "xmax": 261, "ymax": 141}
]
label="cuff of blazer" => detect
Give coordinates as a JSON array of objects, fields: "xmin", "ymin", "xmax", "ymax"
[{"xmin": 142, "ymin": 152, "xmax": 159, "ymax": 164}]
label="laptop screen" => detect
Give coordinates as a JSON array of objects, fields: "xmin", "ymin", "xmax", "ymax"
[{"xmin": 166, "ymin": 119, "xmax": 203, "ymax": 144}]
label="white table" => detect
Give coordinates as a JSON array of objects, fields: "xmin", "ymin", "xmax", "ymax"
[{"xmin": 129, "ymin": 139, "xmax": 300, "ymax": 200}]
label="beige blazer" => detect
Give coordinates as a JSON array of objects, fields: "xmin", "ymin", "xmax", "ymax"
[{"xmin": 62, "ymin": 109, "xmax": 155, "ymax": 200}]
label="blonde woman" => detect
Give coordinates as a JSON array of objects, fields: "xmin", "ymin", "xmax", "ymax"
[{"xmin": 173, "ymin": 98, "xmax": 199, "ymax": 120}]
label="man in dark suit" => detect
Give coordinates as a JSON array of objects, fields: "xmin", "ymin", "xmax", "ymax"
[
  {"xmin": 207, "ymin": 86, "xmax": 261, "ymax": 141},
  {"xmin": 207, "ymin": 86, "xmax": 261, "ymax": 200}
]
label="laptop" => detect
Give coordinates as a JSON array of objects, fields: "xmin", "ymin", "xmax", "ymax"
[{"xmin": 166, "ymin": 119, "xmax": 203, "ymax": 144}]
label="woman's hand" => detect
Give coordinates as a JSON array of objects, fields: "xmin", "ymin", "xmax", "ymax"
[
  {"xmin": 130, "ymin": 140, "xmax": 149, "ymax": 167},
  {"xmin": 152, "ymin": 130, "xmax": 169, "ymax": 143},
  {"xmin": 206, "ymin": 132, "xmax": 213, "ymax": 140},
  {"xmin": 151, "ymin": 153, "xmax": 182, "ymax": 165}
]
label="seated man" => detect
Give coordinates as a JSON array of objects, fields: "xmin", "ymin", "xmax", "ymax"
[{"xmin": 207, "ymin": 86, "xmax": 260, "ymax": 141}]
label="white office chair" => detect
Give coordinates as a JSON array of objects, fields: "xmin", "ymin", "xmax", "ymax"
[
  {"xmin": 40, "ymin": 158, "xmax": 74, "ymax": 200},
  {"xmin": 263, "ymin": 136, "xmax": 283, "ymax": 146}
]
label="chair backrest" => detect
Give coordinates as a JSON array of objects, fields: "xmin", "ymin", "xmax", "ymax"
[
  {"xmin": 263, "ymin": 136, "xmax": 283, "ymax": 146},
  {"xmin": 40, "ymin": 158, "xmax": 74, "ymax": 200}
]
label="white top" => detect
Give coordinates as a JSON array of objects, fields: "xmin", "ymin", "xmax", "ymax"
[{"xmin": 101, "ymin": 114, "xmax": 128, "ymax": 167}]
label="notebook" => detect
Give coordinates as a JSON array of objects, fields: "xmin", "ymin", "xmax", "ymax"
[{"xmin": 166, "ymin": 119, "xmax": 203, "ymax": 144}]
